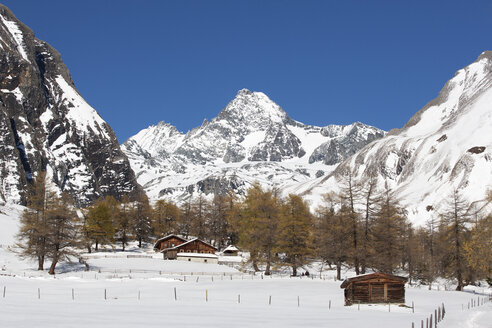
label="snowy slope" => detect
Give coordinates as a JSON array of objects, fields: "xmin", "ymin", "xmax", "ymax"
[
  {"xmin": 304, "ymin": 52, "xmax": 492, "ymax": 224},
  {"xmin": 122, "ymin": 89, "xmax": 384, "ymax": 202},
  {"xmin": 0, "ymin": 4, "xmax": 143, "ymax": 206},
  {"xmin": 1, "ymin": 205, "xmax": 490, "ymax": 328}
]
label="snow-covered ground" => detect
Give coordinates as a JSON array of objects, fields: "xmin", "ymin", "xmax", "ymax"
[{"xmin": 1, "ymin": 205, "xmax": 491, "ymax": 327}]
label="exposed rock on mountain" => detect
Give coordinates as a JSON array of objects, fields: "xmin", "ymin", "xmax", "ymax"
[
  {"xmin": 0, "ymin": 5, "xmax": 143, "ymax": 205},
  {"xmin": 303, "ymin": 51, "xmax": 492, "ymax": 224},
  {"xmin": 122, "ymin": 89, "xmax": 384, "ymax": 202}
]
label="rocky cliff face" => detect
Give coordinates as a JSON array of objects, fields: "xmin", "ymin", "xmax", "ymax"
[
  {"xmin": 303, "ymin": 52, "xmax": 492, "ymax": 224},
  {"xmin": 122, "ymin": 89, "xmax": 384, "ymax": 202},
  {"xmin": 0, "ymin": 5, "xmax": 143, "ymax": 206}
]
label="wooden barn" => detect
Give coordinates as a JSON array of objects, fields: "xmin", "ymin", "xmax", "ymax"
[
  {"xmin": 154, "ymin": 236, "xmax": 218, "ymax": 261},
  {"xmin": 340, "ymin": 273, "xmax": 407, "ymax": 305}
]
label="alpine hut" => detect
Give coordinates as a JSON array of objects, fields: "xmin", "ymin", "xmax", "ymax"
[{"xmin": 340, "ymin": 273, "xmax": 407, "ymax": 305}]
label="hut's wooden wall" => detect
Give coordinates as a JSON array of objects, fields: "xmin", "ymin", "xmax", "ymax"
[{"xmin": 345, "ymin": 281, "xmax": 405, "ymax": 305}]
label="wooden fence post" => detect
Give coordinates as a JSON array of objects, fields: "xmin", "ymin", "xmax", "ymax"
[
  {"xmin": 104, "ymin": 289, "xmax": 107, "ymax": 300},
  {"xmin": 412, "ymin": 301, "xmax": 414, "ymax": 313},
  {"xmin": 206, "ymin": 289, "xmax": 208, "ymax": 302},
  {"xmin": 329, "ymin": 300, "xmax": 331, "ymax": 309},
  {"xmin": 269, "ymin": 295, "xmax": 272, "ymax": 305},
  {"xmin": 3, "ymin": 286, "xmax": 5, "ymax": 298},
  {"xmin": 38, "ymin": 288, "xmax": 40, "ymax": 299},
  {"xmin": 72, "ymin": 288, "xmax": 74, "ymax": 301},
  {"xmin": 298, "ymin": 296, "xmax": 300, "ymax": 307},
  {"xmin": 174, "ymin": 287, "xmax": 177, "ymax": 301},
  {"xmin": 238, "ymin": 294, "xmax": 240, "ymax": 304}
]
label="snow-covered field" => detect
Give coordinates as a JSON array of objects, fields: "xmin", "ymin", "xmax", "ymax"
[{"xmin": 1, "ymin": 205, "xmax": 491, "ymax": 327}]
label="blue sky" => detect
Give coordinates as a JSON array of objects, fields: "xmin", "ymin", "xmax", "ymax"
[{"xmin": 3, "ymin": 0, "xmax": 492, "ymax": 142}]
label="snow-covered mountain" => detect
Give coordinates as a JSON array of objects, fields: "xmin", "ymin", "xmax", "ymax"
[
  {"xmin": 303, "ymin": 51, "xmax": 492, "ymax": 224},
  {"xmin": 122, "ymin": 89, "xmax": 385, "ymax": 202},
  {"xmin": 0, "ymin": 5, "xmax": 143, "ymax": 206}
]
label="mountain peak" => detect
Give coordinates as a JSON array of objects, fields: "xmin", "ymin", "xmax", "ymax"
[
  {"xmin": 216, "ymin": 89, "xmax": 289, "ymax": 127},
  {"xmin": 237, "ymin": 88, "xmax": 253, "ymax": 96},
  {"xmin": 478, "ymin": 50, "xmax": 492, "ymax": 61}
]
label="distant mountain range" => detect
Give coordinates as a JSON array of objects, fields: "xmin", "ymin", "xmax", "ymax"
[{"xmin": 121, "ymin": 89, "xmax": 384, "ymax": 202}]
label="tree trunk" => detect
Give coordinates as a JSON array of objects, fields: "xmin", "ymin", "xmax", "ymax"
[
  {"xmin": 292, "ymin": 264, "xmax": 297, "ymax": 276},
  {"xmin": 37, "ymin": 256, "xmax": 44, "ymax": 270},
  {"xmin": 353, "ymin": 215, "xmax": 360, "ymax": 275},
  {"xmin": 95, "ymin": 240, "xmax": 99, "ymax": 251},
  {"xmin": 455, "ymin": 223, "xmax": 463, "ymax": 291},
  {"xmin": 48, "ymin": 258, "xmax": 58, "ymax": 275},
  {"xmin": 265, "ymin": 261, "xmax": 271, "ymax": 275},
  {"xmin": 336, "ymin": 260, "xmax": 342, "ymax": 280},
  {"xmin": 251, "ymin": 250, "xmax": 260, "ymax": 272},
  {"xmin": 265, "ymin": 246, "xmax": 272, "ymax": 275},
  {"xmin": 138, "ymin": 238, "xmax": 142, "ymax": 248}
]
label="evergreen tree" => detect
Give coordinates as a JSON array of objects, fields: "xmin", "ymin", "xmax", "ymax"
[
  {"xmin": 224, "ymin": 192, "xmax": 241, "ymax": 246},
  {"xmin": 209, "ymin": 194, "xmax": 230, "ymax": 248},
  {"xmin": 45, "ymin": 193, "xmax": 78, "ymax": 275},
  {"xmin": 178, "ymin": 197, "xmax": 193, "ymax": 239},
  {"xmin": 17, "ymin": 172, "xmax": 79, "ymax": 274},
  {"xmin": 239, "ymin": 182, "xmax": 280, "ymax": 275},
  {"xmin": 439, "ymin": 189, "xmax": 471, "ymax": 290},
  {"xmin": 371, "ymin": 183, "xmax": 408, "ymax": 273},
  {"xmin": 423, "ymin": 210, "xmax": 440, "ymax": 289},
  {"xmin": 16, "ymin": 171, "xmax": 52, "ymax": 270},
  {"xmin": 190, "ymin": 194, "xmax": 209, "ymax": 240},
  {"xmin": 339, "ymin": 170, "xmax": 362, "ymax": 275},
  {"xmin": 131, "ymin": 193, "xmax": 152, "ymax": 248},
  {"xmin": 152, "ymin": 199, "xmax": 181, "ymax": 237},
  {"xmin": 360, "ymin": 175, "xmax": 377, "ymax": 274},
  {"xmin": 114, "ymin": 195, "xmax": 132, "ymax": 251},
  {"xmin": 315, "ymin": 193, "xmax": 350, "ymax": 280},
  {"xmin": 85, "ymin": 199, "xmax": 114, "ymax": 251},
  {"xmin": 463, "ymin": 214, "xmax": 492, "ymax": 281},
  {"xmin": 277, "ymin": 194, "xmax": 313, "ymax": 276}
]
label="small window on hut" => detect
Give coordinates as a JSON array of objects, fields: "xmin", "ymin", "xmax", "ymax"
[
  {"xmin": 204, "ymin": 259, "xmax": 207, "ymax": 263},
  {"xmin": 188, "ymin": 258, "xmax": 191, "ymax": 261}
]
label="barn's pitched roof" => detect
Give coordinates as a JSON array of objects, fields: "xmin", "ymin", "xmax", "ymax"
[
  {"xmin": 159, "ymin": 238, "xmax": 218, "ymax": 252},
  {"xmin": 340, "ymin": 272, "xmax": 408, "ymax": 288},
  {"xmin": 222, "ymin": 245, "xmax": 239, "ymax": 253},
  {"xmin": 153, "ymin": 234, "xmax": 188, "ymax": 249}
]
